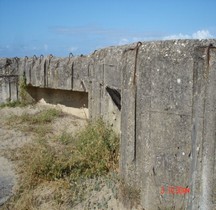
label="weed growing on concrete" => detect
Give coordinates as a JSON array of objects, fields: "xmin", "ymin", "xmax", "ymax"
[
  {"xmin": 0, "ymin": 76, "xmax": 35, "ymax": 108},
  {"xmin": 18, "ymin": 75, "xmax": 28, "ymax": 105}
]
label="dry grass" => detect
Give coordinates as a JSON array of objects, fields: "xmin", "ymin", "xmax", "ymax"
[
  {"xmin": 119, "ymin": 181, "xmax": 141, "ymax": 209},
  {"xmin": 5, "ymin": 108, "xmax": 63, "ymax": 137},
  {"xmin": 1, "ymin": 108, "xmax": 120, "ymax": 210}
]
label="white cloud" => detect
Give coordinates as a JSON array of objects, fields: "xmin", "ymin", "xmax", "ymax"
[
  {"xmin": 192, "ymin": 30, "xmax": 213, "ymax": 39},
  {"xmin": 163, "ymin": 30, "xmax": 213, "ymax": 40},
  {"xmin": 163, "ymin": 33, "xmax": 190, "ymax": 40},
  {"xmin": 118, "ymin": 38, "xmax": 129, "ymax": 45}
]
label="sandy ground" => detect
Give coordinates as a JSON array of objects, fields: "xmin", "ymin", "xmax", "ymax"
[
  {"xmin": 0, "ymin": 102, "xmax": 88, "ymax": 208},
  {"xmin": 0, "ymin": 107, "xmax": 31, "ymax": 206},
  {"xmin": 0, "ymin": 157, "xmax": 15, "ymax": 206},
  {"xmin": 0, "ymin": 103, "xmax": 142, "ymax": 210}
]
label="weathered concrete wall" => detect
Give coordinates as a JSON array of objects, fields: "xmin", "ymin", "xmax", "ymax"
[
  {"xmin": 0, "ymin": 58, "xmax": 19, "ymax": 103},
  {"xmin": 88, "ymin": 47, "xmax": 125, "ymax": 132},
  {"xmin": 0, "ymin": 39, "xmax": 216, "ymax": 209},
  {"xmin": 120, "ymin": 40, "xmax": 216, "ymax": 210},
  {"xmin": 0, "ymin": 51, "xmax": 122, "ymax": 131}
]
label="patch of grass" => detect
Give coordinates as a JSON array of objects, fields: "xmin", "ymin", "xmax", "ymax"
[
  {"xmin": 5, "ymin": 108, "xmax": 63, "ymax": 139},
  {"xmin": 3, "ymin": 179, "xmax": 71, "ymax": 210},
  {"xmin": 0, "ymin": 74, "xmax": 37, "ymax": 109},
  {"xmin": 3, "ymin": 118, "xmax": 120, "ymax": 209},
  {"xmin": 57, "ymin": 131, "xmax": 74, "ymax": 145},
  {"xmin": 20, "ymin": 119, "xmax": 119, "ymax": 182},
  {"xmin": 6, "ymin": 108, "xmax": 63, "ymax": 126},
  {"xmin": 0, "ymin": 100, "xmax": 23, "ymax": 108},
  {"xmin": 72, "ymin": 119, "xmax": 119, "ymax": 179},
  {"xmin": 20, "ymin": 108, "xmax": 63, "ymax": 124},
  {"xmin": 119, "ymin": 181, "xmax": 141, "ymax": 209}
]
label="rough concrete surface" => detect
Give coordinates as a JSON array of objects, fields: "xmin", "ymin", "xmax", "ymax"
[
  {"xmin": 120, "ymin": 40, "xmax": 216, "ymax": 210},
  {"xmin": 1, "ymin": 39, "xmax": 216, "ymax": 209}
]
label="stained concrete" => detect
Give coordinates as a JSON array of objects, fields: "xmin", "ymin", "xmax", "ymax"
[
  {"xmin": 0, "ymin": 40, "xmax": 216, "ymax": 209},
  {"xmin": 120, "ymin": 40, "xmax": 216, "ymax": 210}
]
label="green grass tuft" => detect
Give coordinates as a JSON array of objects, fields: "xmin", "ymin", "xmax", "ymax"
[
  {"xmin": 20, "ymin": 118, "xmax": 119, "ymax": 183},
  {"xmin": 0, "ymin": 100, "xmax": 23, "ymax": 108}
]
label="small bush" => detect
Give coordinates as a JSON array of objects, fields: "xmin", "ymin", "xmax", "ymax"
[
  {"xmin": 72, "ymin": 119, "xmax": 119, "ymax": 179},
  {"xmin": 18, "ymin": 118, "xmax": 119, "ymax": 183}
]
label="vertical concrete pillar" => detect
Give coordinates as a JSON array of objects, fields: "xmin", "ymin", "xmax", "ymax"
[
  {"xmin": 188, "ymin": 46, "xmax": 216, "ymax": 210},
  {"xmin": 188, "ymin": 47, "xmax": 205, "ymax": 210},
  {"xmin": 199, "ymin": 48, "xmax": 216, "ymax": 210},
  {"xmin": 120, "ymin": 40, "xmax": 216, "ymax": 210},
  {"xmin": 89, "ymin": 63, "xmax": 104, "ymax": 119},
  {"xmin": 2, "ymin": 78, "xmax": 10, "ymax": 102},
  {"xmin": 10, "ymin": 76, "xmax": 19, "ymax": 101},
  {"xmin": 120, "ymin": 48, "xmax": 137, "ymax": 184}
]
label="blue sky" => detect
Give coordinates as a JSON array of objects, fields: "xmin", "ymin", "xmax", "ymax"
[{"xmin": 0, "ymin": 0, "xmax": 216, "ymax": 57}]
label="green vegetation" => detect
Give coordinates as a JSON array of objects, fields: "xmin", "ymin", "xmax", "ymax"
[
  {"xmin": 5, "ymin": 108, "xmax": 63, "ymax": 137},
  {"xmin": 0, "ymin": 100, "xmax": 23, "ymax": 108},
  {"xmin": 16, "ymin": 108, "xmax": 63, "ymax": 124},
  {"xmin": 0, "ymin": 75, "xmax": 34, "ymax": 108},
  {"xmin": 2, "ymin": 109, "xmax": 120, "ymax": 209},
  {"xmin": 70, "ymin": 119, "xmax": 119, "ymax": 179},
  {"xmin": 18, "ymin": 75, "xmax": 28, "ymax": 105},
  {"xmin": 16, "ymin": 118, "xmax": 119, "ymax": 183}
]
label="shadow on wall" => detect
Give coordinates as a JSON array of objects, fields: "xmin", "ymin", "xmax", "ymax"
[{"xmin": 26, "ymin": 86, "xmax": 88, "ymax": 109}]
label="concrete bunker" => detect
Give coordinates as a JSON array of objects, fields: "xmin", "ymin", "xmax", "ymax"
[{"xmin": 1, "ymin": 40, "xmax": 216, "ymax": 209}]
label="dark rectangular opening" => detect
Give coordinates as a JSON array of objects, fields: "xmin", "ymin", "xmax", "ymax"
[{"xmin": 26, "ymin": 86, "xmax": 88, "ymax": 109}]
